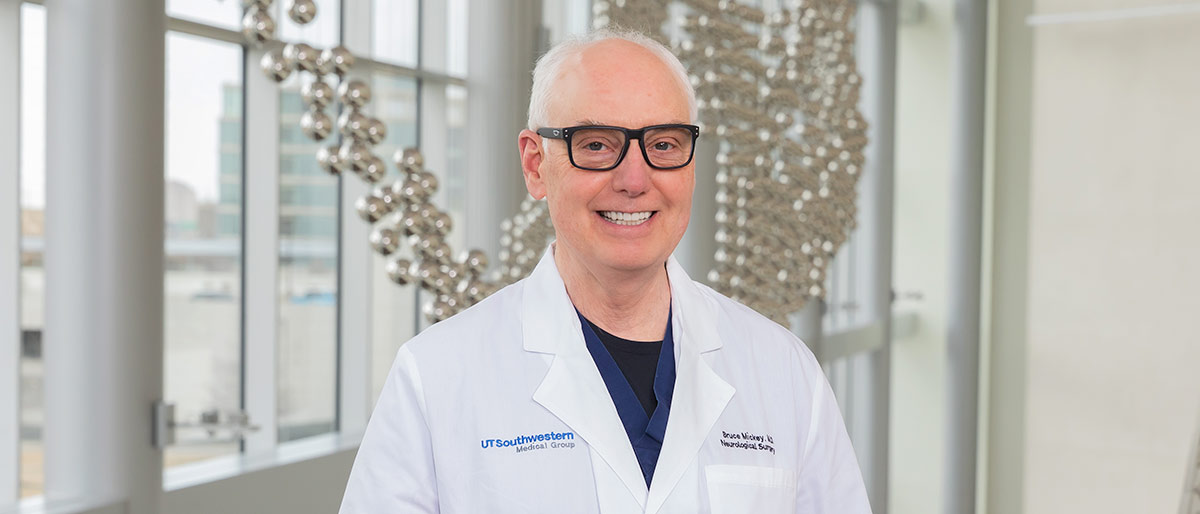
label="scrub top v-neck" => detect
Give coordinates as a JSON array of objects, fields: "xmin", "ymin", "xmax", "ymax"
[{"xmin": 577, "ymin": 309, "xmax": 676, "ymax": 487}]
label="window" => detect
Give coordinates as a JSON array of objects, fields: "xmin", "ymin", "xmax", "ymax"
[
  {"xmin": 276, "ymin": 0, "xmax": 340, "ymax": 49},
  {"xmin": 5, "ymin": 0, "xmax": 489, "ymax": 504},
  {"xmin": 367, "ymin": 74, "xmax": 419, "ymax": 400},
  {"xmin": 444, "ymin": 84, "xmax": 469, "ymax": 238},
  {"xmin": 371, "ymin": 0, "xmax": 419, "ymax": 67},
  {"xmin": 163, "ymin": 31, "xmax": 244, "ymax": 468},
  {"xmin": 18, "ymin": 2, "xmax": 45, "ymax": 499},
  {"xmin": 422, "ymin": 0, "xmax": 469, "ymax": 76},
  {"xmin": 166, "ymin": 0, "xmax": 242, "ymax": 32},
  {"xmin": 277, "ymin": 72, "xmax": 339, "ymax": 443}
]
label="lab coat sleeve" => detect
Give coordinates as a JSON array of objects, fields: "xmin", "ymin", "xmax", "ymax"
[
  {"xmin": 339, "ymin": 345, "xmax": 440, "ymax": 513},
  {"xmin": 796, "ymin": 370, "xmax": 873, "ymax": 514}
]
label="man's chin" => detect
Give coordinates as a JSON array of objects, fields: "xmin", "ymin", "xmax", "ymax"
[{"xmin": 594, "ymin": 251, "xmax": 669, "ymax": 275}]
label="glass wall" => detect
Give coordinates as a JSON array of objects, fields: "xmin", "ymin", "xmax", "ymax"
[
  {"xmin": 162, "ymin": 31, "xmax": 244, "ymax": 467},
  {"xmin": 277, "ymin": 73, "xmax": 339, "ymax": 443},
  {"xmin": 371, "ymin": 0, "xmax": 418, "ymax": 67},
  {"xmin": 0, "ymin": 0, "xmax": 594, "ymax": 508},
  {"xmin": 18, "ymin": 2, "xmax": 44, "ymax": 500},
  {"xmin": 368, "ymin": 74, "xmax": 419, "ymax": 401},
  {"xmin": 166, "ymin": 0, "xmax": 241, "ymax": 31}
]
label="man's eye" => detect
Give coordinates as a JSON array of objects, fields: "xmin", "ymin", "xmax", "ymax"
[
  {"xmin": 585, "ymin": 141, "xmax": 608, "ymax": 151},
  {"xmin": 652, "ymin": 141, "xmax": 676, "ymax": 151}
]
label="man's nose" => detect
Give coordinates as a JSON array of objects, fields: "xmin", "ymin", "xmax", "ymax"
[{"xmin": 610, "ymin": 142, "xmax": 652, "ymax": 196}]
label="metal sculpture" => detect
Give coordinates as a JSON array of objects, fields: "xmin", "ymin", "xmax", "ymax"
[
  {"xmin": 242, "ymin": 0, "xmax": 866, "ymax": 325},
  {"xmin": 595, "ymin": 0, "xmax": 867, "ymax": 323}
]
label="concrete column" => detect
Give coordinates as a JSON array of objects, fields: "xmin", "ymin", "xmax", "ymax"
[
  {"xmin": 676, "ymin": 139, "xmax": 718, "ymax": 280},
  {"xmin": 986, "ymin": 0, "xmax": 1035, "ymax": 512},
  {"xmin": 241, "ymin": 45, "xmax": 281, "ymax": 454},
  {"xmin": 337, "ymin": 0, "xmax": 373, "ymax": 437},
  {"xmin": 945, "ymin": 0, "xmax": 988, "ymax": 513},
  {"xmin": 857, "ymin": 0, "xmax": 899, "ymax": 511},
  {"xmin": 465, "ymin": 0, "xmax": 541, "ymax": 257},
  {"xmin": 793, "ymin": 299, "xmax": 825, "ymax": 361},
  {"xmin": 43, "ymin": 0, "xmax": 165, "ymax": 512},
  {"xmin": 0, "ymin": 1, "xmax": 21, "ymax": 503}
]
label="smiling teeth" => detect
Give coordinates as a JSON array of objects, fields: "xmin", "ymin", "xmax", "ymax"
[{"xmin": 600, "ymin": 211, "xmax": 653, "ymax": 226}]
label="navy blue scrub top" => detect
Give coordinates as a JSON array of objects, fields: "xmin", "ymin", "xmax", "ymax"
[{"xmin": 577, "ymin": 309, "xmax": 676, "ymax": 487}]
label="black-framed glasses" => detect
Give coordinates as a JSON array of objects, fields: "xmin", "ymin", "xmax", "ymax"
[{"xmin": 536, "ymin": 124, "xmax": 701, "ymax": 171}]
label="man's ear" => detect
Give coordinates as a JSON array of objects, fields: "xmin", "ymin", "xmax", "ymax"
[{"xmin": 518, "ymin": 129, "xmax": 548, "ymax": 200}]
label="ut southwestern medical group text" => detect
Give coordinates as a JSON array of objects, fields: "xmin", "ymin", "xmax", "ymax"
[{"xmin": 481, "ymin": 431, "xmax": 577, "ymax": 453}]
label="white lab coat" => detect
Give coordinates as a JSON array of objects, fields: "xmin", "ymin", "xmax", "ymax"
[{"xmin": 340, "ymin": 247, "xmax": 872, "ymax": 514}]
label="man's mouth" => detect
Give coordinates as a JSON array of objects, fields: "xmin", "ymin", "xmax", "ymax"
[{"xmin": 598, "ymin": 210, "xmax": 656, "ymax": 226}]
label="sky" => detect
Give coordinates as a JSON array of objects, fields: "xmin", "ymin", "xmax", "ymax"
[
  {"xmin": 19, "ymin": 4, "xmax": 44, "ymax": 209},
  {"xmin": 10, "ymin": 0, "xmax": 568, "ymax": 214},
  {"xmin": 19, "ymin": 0, "xmax": 467, "ymax": 208}
]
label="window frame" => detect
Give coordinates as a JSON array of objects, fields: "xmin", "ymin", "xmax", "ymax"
[
  {"xmin": 1, "ymin": 0, "xmax": 23, "ymax": 506},
  {"xmin": 157, "ymin": 0, "xmax": 469, "ymax": 489},
  {"xmin": 0, "ymin": 0, "xmax": 479, "ymax": 510}
]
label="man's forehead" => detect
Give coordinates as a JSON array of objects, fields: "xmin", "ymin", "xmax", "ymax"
[
  {"xmin": 546, "ymin": 43, "xmax": 691, "ymax": 127},
  {"xmin": 568, "ymin": 117, "xmax": 692, "ymax": 127}
]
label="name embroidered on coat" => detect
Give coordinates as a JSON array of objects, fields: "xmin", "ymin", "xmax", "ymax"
[{"xmin": 719, "ymin": 430, "xmax": 776, "ymax": 455}]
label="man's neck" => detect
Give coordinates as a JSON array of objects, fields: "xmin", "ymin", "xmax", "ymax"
[{"xmin": 554, "ymin": 244, "xmax": 671, "ymax": 342}]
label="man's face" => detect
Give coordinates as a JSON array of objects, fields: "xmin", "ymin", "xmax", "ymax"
[{"xmin": 519, "ymin": 40, "xmax": 694, "ymax": 277}]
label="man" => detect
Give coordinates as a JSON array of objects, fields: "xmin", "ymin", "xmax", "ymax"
[{"xmin": 339, "ymin": 29, "xmax": 871, "ymax": 513}]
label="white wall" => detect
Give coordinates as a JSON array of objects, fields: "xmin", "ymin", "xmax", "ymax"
[
  {"xmin": 985, "ymin": 0, "xmax": 1036, "ymax": 512},
  {"xmin": 889, "ymin": 0, "xmax": 954, "ymax": 512},
  {"xmin": 987, "ymin": 1, "xmax": 1200, "ymax": 513},
  {"xmin": 1018, "ymin": 3, "xmax": 1200, "ymax": 512}
]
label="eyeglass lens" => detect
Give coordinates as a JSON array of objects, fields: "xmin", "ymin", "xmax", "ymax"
[{"xmin": 570, "ymin": 126, "xmax": 694, "ymax": 169}]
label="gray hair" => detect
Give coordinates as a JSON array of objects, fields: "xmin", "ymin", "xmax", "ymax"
[{"xmin": 526, "ymin": 28, "xmax": 698, "ymax": 131}]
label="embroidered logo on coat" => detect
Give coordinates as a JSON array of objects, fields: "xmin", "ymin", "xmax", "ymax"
[
  {"xmin": 480, "ymin": 431, "xmax": 577, "ymax": 453},
  {"xmin": 720, "ymin": 430, "xmax": 776, "ymax": 455}
]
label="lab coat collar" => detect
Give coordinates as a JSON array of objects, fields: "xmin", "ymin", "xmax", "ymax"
[
  {"xmin": 524, "ymin": 245, "xmax": 735, "ymax": 513},
  {"xmin": 520, "ymin": 245, "xmax": 723, "ymax": 355}
]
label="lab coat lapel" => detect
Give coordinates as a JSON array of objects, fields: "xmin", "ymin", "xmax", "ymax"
[
  {"xmin": 645, "ymin": 257, "xmax": 735, "ymax": 514},
  {"xmin": 524, "ymin": 247, "xmax": 649, "ymax": 509}
]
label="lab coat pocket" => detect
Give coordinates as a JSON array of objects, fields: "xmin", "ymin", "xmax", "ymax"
[{"xmin": 705, "ymin": 464, "xmax": 799, "ymax": 514}]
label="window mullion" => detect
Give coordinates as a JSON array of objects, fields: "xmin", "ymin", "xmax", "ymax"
[
  {"xmin": 242, "ymin": 45, "xmax": 282, "ymax": 455},
  {"xmin": 0, "ymin": 0, "xmax": 21, "ymax": 505},
  {"xmin": 337, "ymin": 0, "xmax": 374, "ymax": 436}
]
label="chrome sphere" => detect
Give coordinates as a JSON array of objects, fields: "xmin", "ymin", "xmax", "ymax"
[
  {"xmin": 283, "ymin": 43, "xmax": 320, "ymax": 74},
  {"xmin": 241, "ymin": 6, "xmax": 275, "ymax": 46},
  {"xmin": 357, "ymin": 154, "xmax": 387, "ymax": 185},
  {"xmin": 386, "ymin": 258, "xmax": 413, "ymax": 285},
  {"xmin": 259, "ymin": 47, "xmax": 292, "ymax": 82},
  {"xmin": 460, "ymin": 249, "xmax": 488, "ymax": 277},
  {"xmin": 365, "ymin": 117, "xmax": 387, "ymax": 145},
  {"xmin": 315, "ymin": 145, "xmax": 344, "ymax": 175},
  {"xmin": 415, "ymin": 171, "xmax": 438, "ymax": 194},
  {"xmin": 337, "ymin": 142, "xmax": 371, "ymax": 172},
  {"xmin": 369, "ymin": 226, "xmax": 401, "ymax": 256},
  {"xmin": 430, "ymin": 211, "xmax": 452, "ymax": 236},
  {"xmin": 301, "ymin": 80, "xmax": 334, "ymax": 109},
  {"xmin": 354, "ymin": 194, "xmax": 390, "ymax": 223},
  {"xmin": 288, "ymin": 0, "xmax": 317, "ymax": 25},
  {"xmin": 395, "ymin": 210, "xmax": 421, "ymax": 237},
  {"xmin": 319, "ymin": 46, "xmax": 355, "ymax": 77},
  {"xmin": 300, "ymin": 109, "xmax": 332, "ymax": 141},
  {"xmin": 337, "ymin": 79, "xmax": 372, "ymax": 109},
  {"xmin": 396, "ymin": 147, "xmax": 424, "ymax": 172},
  {"xmin": 397, "ymin": 177, "xmax": 430, "ymax": 203},
  {"xmin": 337, "ymin": 110, "xmax": 369, "ymax": 141}
]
